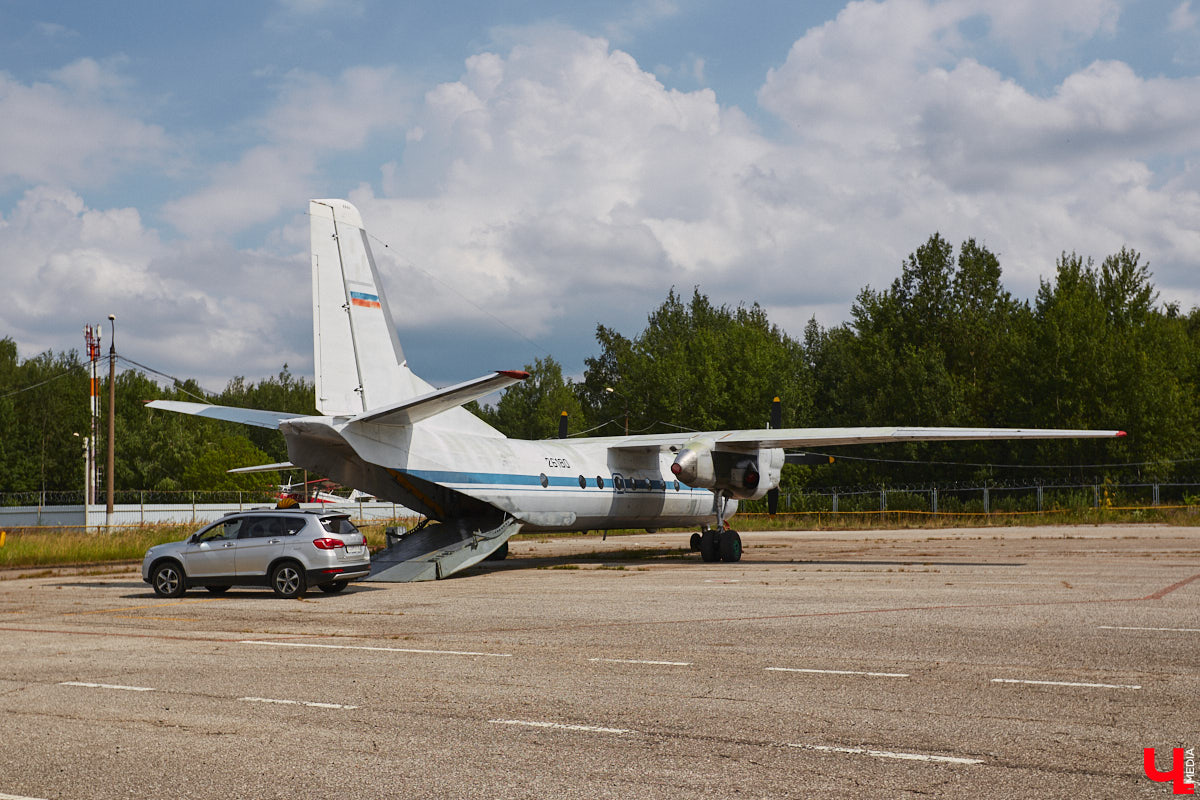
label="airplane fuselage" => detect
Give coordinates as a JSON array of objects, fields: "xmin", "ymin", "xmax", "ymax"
[{"xmin": 281, "ymin": 416, "xmax": 745, "ymax": 531}]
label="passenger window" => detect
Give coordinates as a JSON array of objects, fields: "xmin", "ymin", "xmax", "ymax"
[
  {"xmin": 203, "ymin": 519, "xmax": 242, "ymax": 541},
  {"xmin": 596, "ymin": 476, "xmax": 605, "ymax": 490},
  {"xmin": 578, "ymin": 475, "xmax": 587, "ymax": 489},
  {"xmin": 539, "ymin": 473, "xmax": 549, "ymax": 488},
  {"xmin": 282, "ymin": 517, "xmax": 307, "ymax": 535}
]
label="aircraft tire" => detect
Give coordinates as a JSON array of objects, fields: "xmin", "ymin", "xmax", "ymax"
[
  {"xmin": 699, "ymin": 530, "xmax": 720, "ymax": 562},
  {"xmin": 689, "ymin": 532, "xmax": 702, "ymax": 552},
  {"xmin": 718, "ymin": 530, "xmax": 742, "ymax": 563}
]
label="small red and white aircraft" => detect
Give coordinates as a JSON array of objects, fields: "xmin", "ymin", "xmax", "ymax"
[{"xmin": 148, "ymin": 200, "xmax": 1123, "ymax": 576}]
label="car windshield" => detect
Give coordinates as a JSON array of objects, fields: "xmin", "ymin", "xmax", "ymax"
[{"xmin": 320, "ymin": 516, "xmax": 359, "ymax": 536}]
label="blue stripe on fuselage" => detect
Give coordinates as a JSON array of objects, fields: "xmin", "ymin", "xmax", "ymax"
[{"xmin": 404, "ymin": 468, "xmax": 703, "ymax": 492}]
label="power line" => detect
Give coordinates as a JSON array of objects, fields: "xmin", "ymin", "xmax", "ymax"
[
  {"xmin": 0, "ymin": 363, "xmax": 83, "ymax": 399},
  {"xmin": 114, "ymin": 355, "xmax": 220, "ymax": 403}
]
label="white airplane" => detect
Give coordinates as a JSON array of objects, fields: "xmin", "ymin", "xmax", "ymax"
[{"xmin": 148, "ymin": 199, "xmax": 1124, "ymax": 578}]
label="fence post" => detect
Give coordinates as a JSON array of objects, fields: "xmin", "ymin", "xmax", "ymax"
[
  {"xmin": 931, "ymin": 488, "xmax": 938, "ymax": 514},
  {"xmin": 1153, "ymin": 483, "xmax": 1159, "ymax": 506},
  {"xmin": 832, "ymin": 492, "xmax": 838, "ymax": 514},
  {"xmin": 140, "ymin": 491, "xmax": 145, "ymax": 525},
  {"xmin": 192, "ymin": 490, "xmax": 197, "ymax": 523},
  {"xmin": 880, "ymin": 487, "xmax": 887, "ymax": 512},
  {"xmin": 239, "ymin": 491, "xmax": 243, "ymax": 511},
  {"xmin": 983, "ymin": 487, "xmax": 989, "ymax": 514},
  {"xmin": 1093, "ymin": 485, "xmax": 1099, "ymax": 508},
  {"xmin": 1037, "ymin": 484, "xmax": 1043, "ymax": 512}
]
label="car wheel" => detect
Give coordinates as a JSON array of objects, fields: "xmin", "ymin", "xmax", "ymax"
[
  {"xmin": 270, "ymin": 562, "xmax": 307, "ymax": 599},
  {"xmin": 318, "ymin": 580, "xmax": 348, "ymax": 594},
  {"xmin": 204, "ymin": 585, "xmax": 231, "ymax": 594},
  {"xmin": 151, "ymin": 561, "xmax": 186, "ymax": 598}
]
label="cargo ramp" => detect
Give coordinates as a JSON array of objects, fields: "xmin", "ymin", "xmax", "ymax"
[{"xmin": 364, "ymin": 516, "xmax": 521, "ymax": 582}]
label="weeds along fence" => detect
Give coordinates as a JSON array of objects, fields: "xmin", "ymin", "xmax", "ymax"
[
  {"xmin": 0, "ymin": 489, "xmax": 418, "ymax": 532},
  {"xmin": 737, "ymin": 479, "xmax": 1200, "ymax": 519}
]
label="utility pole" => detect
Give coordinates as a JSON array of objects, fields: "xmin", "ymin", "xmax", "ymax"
[
  {"xmin": 83, "ymin": 323, "xmax": 102, "ymax": 506},
  {"xmin": 105, "ymin": 315, "xmax": 116, "ymax": 532}
]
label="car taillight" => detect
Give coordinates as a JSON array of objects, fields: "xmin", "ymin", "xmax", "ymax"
[{"xmin": 312, "ymin": 538, "xmax": 345, "ymax": 550}]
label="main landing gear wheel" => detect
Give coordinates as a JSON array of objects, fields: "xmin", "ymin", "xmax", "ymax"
[
  {"xmin": 718, "ymin": 530, "xmax": 742, "ymax": 562},
  {"xmin": 689, "ymin": 532, "xmax": 702, "ymax": 552},
  {"xmin": 698, "ymin": 529, "xmax": 720, "ymax": 562}
]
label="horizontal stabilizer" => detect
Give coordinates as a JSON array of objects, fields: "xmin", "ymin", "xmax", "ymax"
[
  {"xmin": 144, "ymin": 400, "xmax": 299, "ymax": 430},
  {"xmin": 350, "ymin": 370, "xmax": 528, "ymax": 427},
  {"xmin": 227, "ymin": 461, "xmax": 296, "ymax": 474}
]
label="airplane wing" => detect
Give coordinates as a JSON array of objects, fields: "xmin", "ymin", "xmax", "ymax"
[
  {"xmin": 349, "ymin": 370, "xmax": 528, "ymax": 427},
  {"xmin": 607, "ymin": 426, "xmax": 1126, "ymax": 453},
  {"xmin": 144, "ymin": 400, "xmax": 301, "ymax": 430},
  {"xmin": 227, "ymin": 461, "xmax": 296, "ymax": 474}
]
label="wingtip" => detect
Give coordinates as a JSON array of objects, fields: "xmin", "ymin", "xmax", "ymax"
[
  {"xmin": 498, "ymin": 370, "xmax": 530, "ymax": 380},
  {"xmin": 1116, "ymin": 430, "xmax": 1127, "ymax": 437}
]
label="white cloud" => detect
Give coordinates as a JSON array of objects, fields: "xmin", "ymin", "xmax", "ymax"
[
  {"xmin": 1170, "ymin": 1, "xmax": 1197, "ymax": 32},
  {"xmin": 0, "ymin": 61, "xmax": 169, "ymax": 191},
  {"xmin": 162, "ymin": 66, "xmax": 417, "ymax": 238},
  {"xmin": 0, "ymin": 187, "xmax": 311, "ymax": 387}
]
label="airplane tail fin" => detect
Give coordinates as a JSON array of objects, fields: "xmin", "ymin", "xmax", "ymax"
[
  {"xmin": 310, "ymin": 199, "xmax": 424, "ymax": 415},
  {"xmin": 309, "ymin": 199, "xmax": 504, "ymax": 437}
]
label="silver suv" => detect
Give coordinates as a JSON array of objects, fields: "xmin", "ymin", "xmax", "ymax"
[{"xmin": 142, "ymin": 509, "xmax": 371, "ymax": 598}]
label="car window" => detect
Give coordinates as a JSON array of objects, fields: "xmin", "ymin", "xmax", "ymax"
[
  {"xmin": 199, "ymin": 518, "xmax": 243, "ymax": 541},
  {"xmin": 279, "ymin": 516, "xmax": 306, "ymax": 535},
  {"xmin": 320, "ymin": 516, "xmax": 359, "ymax": 535}
]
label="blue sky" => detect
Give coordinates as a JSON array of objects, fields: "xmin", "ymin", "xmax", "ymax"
[{"xmin": 1, "ymin": 0, "xmax": 1198, "ymax": 391}]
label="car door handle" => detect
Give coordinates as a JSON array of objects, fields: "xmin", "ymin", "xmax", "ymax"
[
  {"xmin": 268, "ymin": 539, "xmax": 281, "ymax": 544},
  {"xmin": 221, "ymin": 542, "xmax": 235, "ymax": 548}
]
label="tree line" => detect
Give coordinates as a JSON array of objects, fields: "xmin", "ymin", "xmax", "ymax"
[{"xmin": 2, "ymin": 234, "xmax": 1197, "ymax": 496}]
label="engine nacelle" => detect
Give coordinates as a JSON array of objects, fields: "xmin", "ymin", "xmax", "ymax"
[{"xmin": 670, "ymin": 440, "xmax": 784, "ymax": 500}]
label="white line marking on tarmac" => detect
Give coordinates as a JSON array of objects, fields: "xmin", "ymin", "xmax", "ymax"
[
  {"xmin": 767, "ymin": 667, "xmax": 910, "ymax": 678},
  {"xmin": 589, "ymin": 658, "xmax": 692, "ymax": 666},
  {"xmin": 490, "ymin": 719, "xmax": 632, "ymax": 735},
  {"xmin": 240, "ymin": 697, "xmax": 358, "ymax": 710},
  {"xmin": 788, "ymin": 743, "xmax": 983, "ymax": 765},
  {"xmin": 990, "ymin": 678, "xmax": 1141, "ymax": 690},
  {"xmin": 1099, "ymin": 625, "xmax": 1200, "ymax": 633},
  {"xmin": 240, "ymin": 640, "xmax": 511, "ymax": 658},
  {"xmin": 0, "ymin": 793, "xmax": 53, "ymax": 800},
  {"xmin": 59, "ymin": 681, "xmax": 155, "ymax": 692}
]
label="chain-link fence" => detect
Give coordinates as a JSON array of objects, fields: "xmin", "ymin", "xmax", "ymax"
[{"xmin": 739, "ymin": 479, "xmax": 1200, "ymax": 516}]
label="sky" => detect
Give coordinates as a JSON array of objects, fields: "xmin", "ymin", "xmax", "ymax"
[{"xmin": 1, "ymin": 0, "xmax": 1198, "ymax": 393}]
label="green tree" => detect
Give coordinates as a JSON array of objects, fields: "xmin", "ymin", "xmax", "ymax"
[{"xmin": 479, "ymin": 356, "xmax": 584, "ymax": 439}]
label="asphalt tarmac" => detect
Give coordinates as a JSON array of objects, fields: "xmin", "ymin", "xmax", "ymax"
[{"xmin": 0, "ymin": 523, "xmax": 1196, "ymax": 799}]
